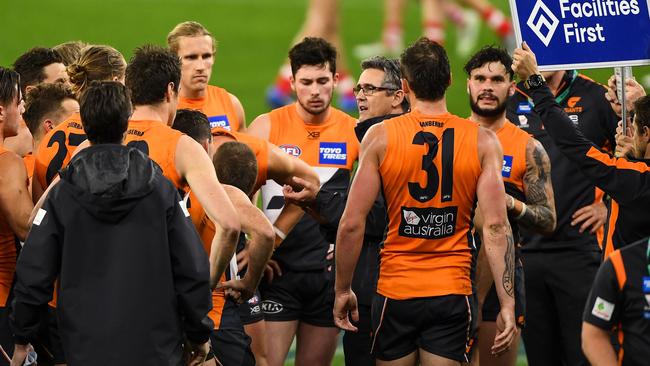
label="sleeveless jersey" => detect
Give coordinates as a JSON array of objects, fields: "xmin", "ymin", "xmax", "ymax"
[
  {"xmin": 261, "ymin": 104, "xmax": 359, "ymax": 271},
  {"xmin": 124, "ymin": 120, "xmax": 185, "ymax": 190},
  {"xmin": 0, "ymin": 146, "xmax": 20, "ymax": 306},
  {"xmin": 378, "ymin": 111, "xmax": 482, "ymax": 300},
  {"xmin": 34, "ymin": 113, "xmax": 86, "ymax": 188},
  {"xmin": 178, "ymin": 85, "xmax": 241, "ymax": 132},
  {"xmin": 212, "ymin": 127, "xmax": 269, "ymax": 193}
]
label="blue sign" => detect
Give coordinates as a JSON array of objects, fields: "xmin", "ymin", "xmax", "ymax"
[
  {"xmin": 319, "ymin": 142, "xmax": 347, "ymax": 165},
  {"xmin": 208, "ymin": 115, "xmax": 231, "ymax": 130},
  {"xmin": 509, "ymin": 0, "xmax": 650, "ymax": 69}
]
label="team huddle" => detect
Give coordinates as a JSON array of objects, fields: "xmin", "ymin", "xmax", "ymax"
[{"xmin": 0, "ymin": 19, "xmax": 649, "ymax": 366}]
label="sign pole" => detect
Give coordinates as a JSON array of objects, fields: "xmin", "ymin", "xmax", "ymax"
[{"xmin": 619, "ymin": 67, "xmax": 628, "ymax": 134}]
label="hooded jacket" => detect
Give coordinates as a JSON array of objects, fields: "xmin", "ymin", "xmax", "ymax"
[{"xmin": 11, "ymin": 144, "xmax": 213, "ymax": 366}]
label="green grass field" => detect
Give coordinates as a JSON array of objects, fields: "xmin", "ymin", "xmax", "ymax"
[{"xmin": 2, "ymin": 1, "xmax": 648, "ymax": 365}]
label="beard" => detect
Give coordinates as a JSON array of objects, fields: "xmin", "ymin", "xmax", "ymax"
[
  {"xmin": 297, "ymin": 95, "xmax": 332, "ymax": 116},
  {"xmin": 469, "ymin": 93, "xmax": 507, "ymax": 118}
]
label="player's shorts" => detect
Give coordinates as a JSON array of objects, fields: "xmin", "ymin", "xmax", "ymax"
[
  {"xmin": 207, "ymin": 329, "xmax": 255, "ymax": 366},
  {"xmin": 481, "ymin": 253, "xmax": 526, "ymax": 327},
  {"xmin": 371, "ymin": 294, "xmax": 476, "ymax": 363},
  {"xmin": 238, "ymin": 290, "xmax": 264, "ymax": 325},
  {"xmin": 258, "ymin": 268, "xmax": 335, "ymax": 327}
]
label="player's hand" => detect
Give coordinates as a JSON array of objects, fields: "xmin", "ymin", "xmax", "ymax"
[
  {"xmin": 571, "ymin": 201, "xmax": 607, "ymax": 234},
  {"xmin": 333, "ymin": 289, "xmax": 359, "ymax": 332},
  {"xmin": 492, "ymin": 308, "xmax": 517, "ymax": 356},
  {"xmin": 264, "ymin": 259, "xmax": 282, "ymax": 284},
  {"xmin": 217, "ymin": 278, "xmax": 255, "ymax": 304},
  {"xmin": 184, "ymin": 340, "xmax": 209, "ymax": 366},
  {"xmin": 511, "ymin": 41, "xmax": 539, "ymax": 81},
  {"xmin": 605, "ymin": 75, "xmax": 646, "ymax": 117},
  {"xmin": 10, "ymin": 344, "xmax": 35, "ymax": 366},
  {"xmin": 236, "ymin": 247, "xmax": 249, "ymax": 272},
  {"xmin": 282, "ymin": 176, "xmax": 319, "ymax": 207},
  {"xmin": 615, "ymin": 120, "xmax": 636, "ymax": 158}
]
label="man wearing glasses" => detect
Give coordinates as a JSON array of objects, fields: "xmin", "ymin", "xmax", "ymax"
[{"xmin": 282, "ymin": 56, "xmax": 408, "ymax": 366}]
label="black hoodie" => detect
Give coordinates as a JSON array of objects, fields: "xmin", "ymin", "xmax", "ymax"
[{"xmin": 11, "ymin": 144, "xmax": 213, "ymax": 366}]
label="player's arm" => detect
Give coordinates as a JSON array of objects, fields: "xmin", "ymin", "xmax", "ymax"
[
  {"xmin": 217, "ymin": 185, "xmax": 274, "ymax": 300},
  {"xmin": 0, "ymin": 152, "xmax": 34, "ymax": 241},
  {"xmin": 513, "ymin": 42, "xmax": 650, "ymax": 205},
  {"xmin": 175, "ymin": 135, "xmax": 241, "ymax": 286},
  {"xmin": 245, "ymin": 113, "xmax": 271, "ymax": 140},
  {"xmin": 228, "ymin": 92, "xmax": 246, "ymax": 132},
  {"xmin": 334, "ymin": 123, "xmax": 385, "ymax": 332},
  {"xmin": 266, "ymin": 142, "xmax": 320, "ymax": 244},
  {"xmin": 581, "ymin": 257, "xmax": 622, "ymax": 366},
  {"xmin": 476, "ymin": 127, "xmax": 517, "ymax": 354},
  {"xmin": 510, "ymin": 138, "xmax": 556, "ymax": 235}
]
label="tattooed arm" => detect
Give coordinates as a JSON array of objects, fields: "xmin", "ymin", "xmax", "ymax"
[{"xmin": 507, "ymin": 138, "xmax": 556, "ymax": 235}]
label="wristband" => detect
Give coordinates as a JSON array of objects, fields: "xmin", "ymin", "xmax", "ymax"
[
  {"xmin": 515, "ymin": 202, "xmax": 528, "ymax": 220},
  {"xmin": 273, "ymin": 226, "xmax": 287, "ymax": 241}
]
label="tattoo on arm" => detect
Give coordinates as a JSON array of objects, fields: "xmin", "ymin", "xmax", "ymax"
[
  {"xmin": 519, "ymin": 139, "xmax": 556, "ymax": 234},
  {"xmin": 502, "ymin": 231, "xmax": 515, "ymax": 297}
]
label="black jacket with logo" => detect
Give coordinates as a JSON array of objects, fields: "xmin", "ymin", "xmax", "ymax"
[
  {"xmin": 527, "ymin": 84, "xmax": 650, "ymax": 253},
  {"xmin": 11, "ymin": 145, "xmax": 213, "ymax": 366},
  {"xmin": 506, "ymin": 71, "xmax": 618, "ymax": 251}
]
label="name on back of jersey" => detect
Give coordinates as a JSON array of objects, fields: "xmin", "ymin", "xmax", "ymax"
[
  {"xmin": 208, "ymin": 115, "xmax": 231, "ymax": 130},
  {"xmin": 399, "ymin": 206, "xmax": 457, "ymax": 239},
  {"xmin": 319, "ymin": 142, "xmax": 347, "ymax": 165}
]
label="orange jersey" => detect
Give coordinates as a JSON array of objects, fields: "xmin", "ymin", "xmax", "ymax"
[
  {"xmin": 179, "ymin": 85, "xmax": 241, "ymax": 132},
  {"xmin": 378, "ymin": 111, "xmax": 482, "ymax": 300},
  {"xmin": 124, "ymin": 120, "xmax": 185, "ymax": 190},
  {"xmin": 34, "ymin": 113, "xmax": 86, "ymax": 188},
  {"xmin": 495, "ymin": 120, "xmax": 531, "ymax": 194},
  {"xmin": 212, "ymin": 127, "xmax": 269, "ymax": 193},
  {"xmin": 0, "ymin": 146, "xmax": 20, "ymax": 306}
]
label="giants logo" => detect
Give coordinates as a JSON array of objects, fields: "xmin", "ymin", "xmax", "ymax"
[{"xmin": 564, "ymin": 96, "xmax": 583, "ymax": 113}]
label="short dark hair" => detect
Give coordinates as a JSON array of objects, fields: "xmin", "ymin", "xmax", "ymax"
[
  {"xmin": 289, "ymin": 37, "xmax": 337, "ymax": 76},
  {"xmin": 172, "ymin": 109, "xmax": 211, "ymax": 143},
  {"xmin": 13, "ymin": 47, "xmax": 63, "ymax": 95},
  {"xmin": 463, "ymin": 46, "xmax": 514, "ymax": 80},
  {"xmin": 79, "ymin": 81, "xmax": 132, "ymax": 144},
  {"xmin": 0, "ymin": 67, "xmax": 20, "ymax": 107},
  {"xmin": 361, "ymin": 56, "xmax": 409, "ymax": 112},
  {"xmin": 23, "ymin": 83, "xmax": 76, "ymax": 136},
  {"xmin": 400, "ymin": 38, "xmax": 450, "ymax": 102},
  {"xmin": 213, "ymin": 142, "xmax": 258, "ymax": 196},
  {"xmin": 125, "ymin": 45, "xmax": 181, "ymax": 106},
  {"xmin": 634, "ymin": 95, "xmax": 650, "ymax": 133}
]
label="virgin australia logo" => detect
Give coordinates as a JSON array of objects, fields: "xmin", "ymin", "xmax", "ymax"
[{"xmin": 527, "ymin": 0, "xmax": 559, "ymax": 46}]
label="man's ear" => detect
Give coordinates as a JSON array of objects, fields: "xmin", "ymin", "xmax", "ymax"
[
  {"xmin": 43, "ymin": 119, "xmax": 55, "ymax": 133},
  {"xmin": 166, "ymin": 82, "xmax": 175, "ymax": 102},
  {"xmin": 401, "ymin": 79, "xmax": 410, "ymax": 95},
  {"xmin": 0, "ymin": 105, "xmax": 5, "ymax": 121},
  {"xmin": 392, "ymin": 90, "xmax": 405, "ymax": 109},
  {"xmin": 332, "ymin": 72, "xmax": 339, "ymax": 89},
  {"xmin": 508, "ymin": 80, "xmax": 516, "ymax": 97},
  {"xmin": 289, "ymin": 75, "xmax": 296, "ymax": 92},
  {"xmin": 25, "ymin": 85, "xmax": 36, "ymax": 94}
]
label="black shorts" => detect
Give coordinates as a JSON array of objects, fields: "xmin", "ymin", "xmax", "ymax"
[
  {"xmin": 481, "ymin": 256, "xmax": 526, "ymax": 327},
  {"xmin": 258, "ymin": 269, "xmax": 335, "ymax": 327},
  {"xmin": 238, "ymin": 291, "xmax": 264, "ymax": 325},
  {"xmin": 208, "ymin": 329, "xmax": 255, "ymax": 366},
  {"xmin": 371, "ymin": 294, "xmax": 476, "ymax": 363}
]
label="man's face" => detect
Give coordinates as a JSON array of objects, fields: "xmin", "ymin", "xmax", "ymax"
[
  {"xmin": 2, "ymin": 88, "xmax": 25, "ymax": 138},
  {"xmin": 467, "ymin": 62, "xmax": 514, "ymax": 118},
  {"xmin": 632, "ymin": 116, "xmax": 649, "ymax": 157},
  {"xmin": 177, "ymin": 35, "xmax": 215, "ymax": 95},
  {"xmin": 355, "ymin": 68, "xmax": 397, "ymax": 122},
  {"xmin": 42, "ymin": 62, "xmax": 69, "ymax": 85},
  {"xmin": 291, "ymin": 64, "xmax": 337, "ymax": 116}
]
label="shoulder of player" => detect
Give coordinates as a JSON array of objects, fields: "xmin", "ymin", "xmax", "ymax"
[
  {"xmin": 361, "ymin": 122, "xmax": 387, "ymax": 148},
  {"xmin": 477, "ymin": 126, "xmax": 502, "ymax": 153},
  {"xmin": 574, "ymin": 74, "xmax": 608, "ymax": 96},
  {"xmin": 247, "ymin": 113, "xmax": 272, "ymax": 140},
  {"xmin": 0, "ymin": 149, "xmax": 27, "ymax": 177}
]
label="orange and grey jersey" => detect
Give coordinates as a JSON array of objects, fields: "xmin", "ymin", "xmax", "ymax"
[
  {"xmin": 506, "ymin": 71, "xmax": 618, "ymax": 252},
  {"xmin": 179, "ymin": 85, "xmax": 241, "ymax": 132},
  {"xmin": 378, "ymin": 111, "xmax": 481, "ymax": 300},
  {"xmin": 261, "ymin": 104, "xmax": 358, "ymax": 271},
  {"xmin": 527, "ymin": 84, "xmax": 650, "ymax": 256}
]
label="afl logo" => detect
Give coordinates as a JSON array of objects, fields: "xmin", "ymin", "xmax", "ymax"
[{"xmin": 280, "ymin": 144, "xmax": 302, "ymax": 158}]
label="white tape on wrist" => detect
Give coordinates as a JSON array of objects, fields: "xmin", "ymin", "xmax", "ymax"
[
  {"xmin": 515, "ymin": 202, "xmax": 528, "ymax": 220},
  {"xmin": 273, "ymin": 226, "xmax": 287, "ymax": 241}
]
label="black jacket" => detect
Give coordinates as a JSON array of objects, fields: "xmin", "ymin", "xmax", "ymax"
[{"xmin": 11, "ymin": 145, "xmax": 213, "ymax": 366}]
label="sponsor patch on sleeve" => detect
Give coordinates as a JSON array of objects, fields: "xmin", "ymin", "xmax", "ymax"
[
  {"xmin": 33, "ymin": 208, "xmax": 47, "ymax": 226},
  {"xmin": 591, "ymin": 297, "xmax": 615, "ymax": 321},
  {"xmin": 502, "ymin": 155, "xmax": 513, "ymax": 178},
  {"xmin": 319, "ymin": 142, "xmax": 347, "ymax": 165},
  {"xmin": 399, "ymin": 206, "xmax": 457, "ymax": 239},
  {"xmin": 517, "ymin": 102, "xmax": 532, "ymax": 114},
  {"xmin": 208, "ymin": 115, "xmax": 231, "ymax": 130}
]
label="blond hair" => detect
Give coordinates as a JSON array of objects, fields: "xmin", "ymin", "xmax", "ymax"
[
  {"xmin": 66, "ymin": 45, "xmax": 126, "ymax": 97},
  {"xmin": 53, "ymin": 41, "xmax": 88, "ymax": 66},
  {"xmin": 167, "ymin": 21, "xmax": 217, "ymax": 55}
]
